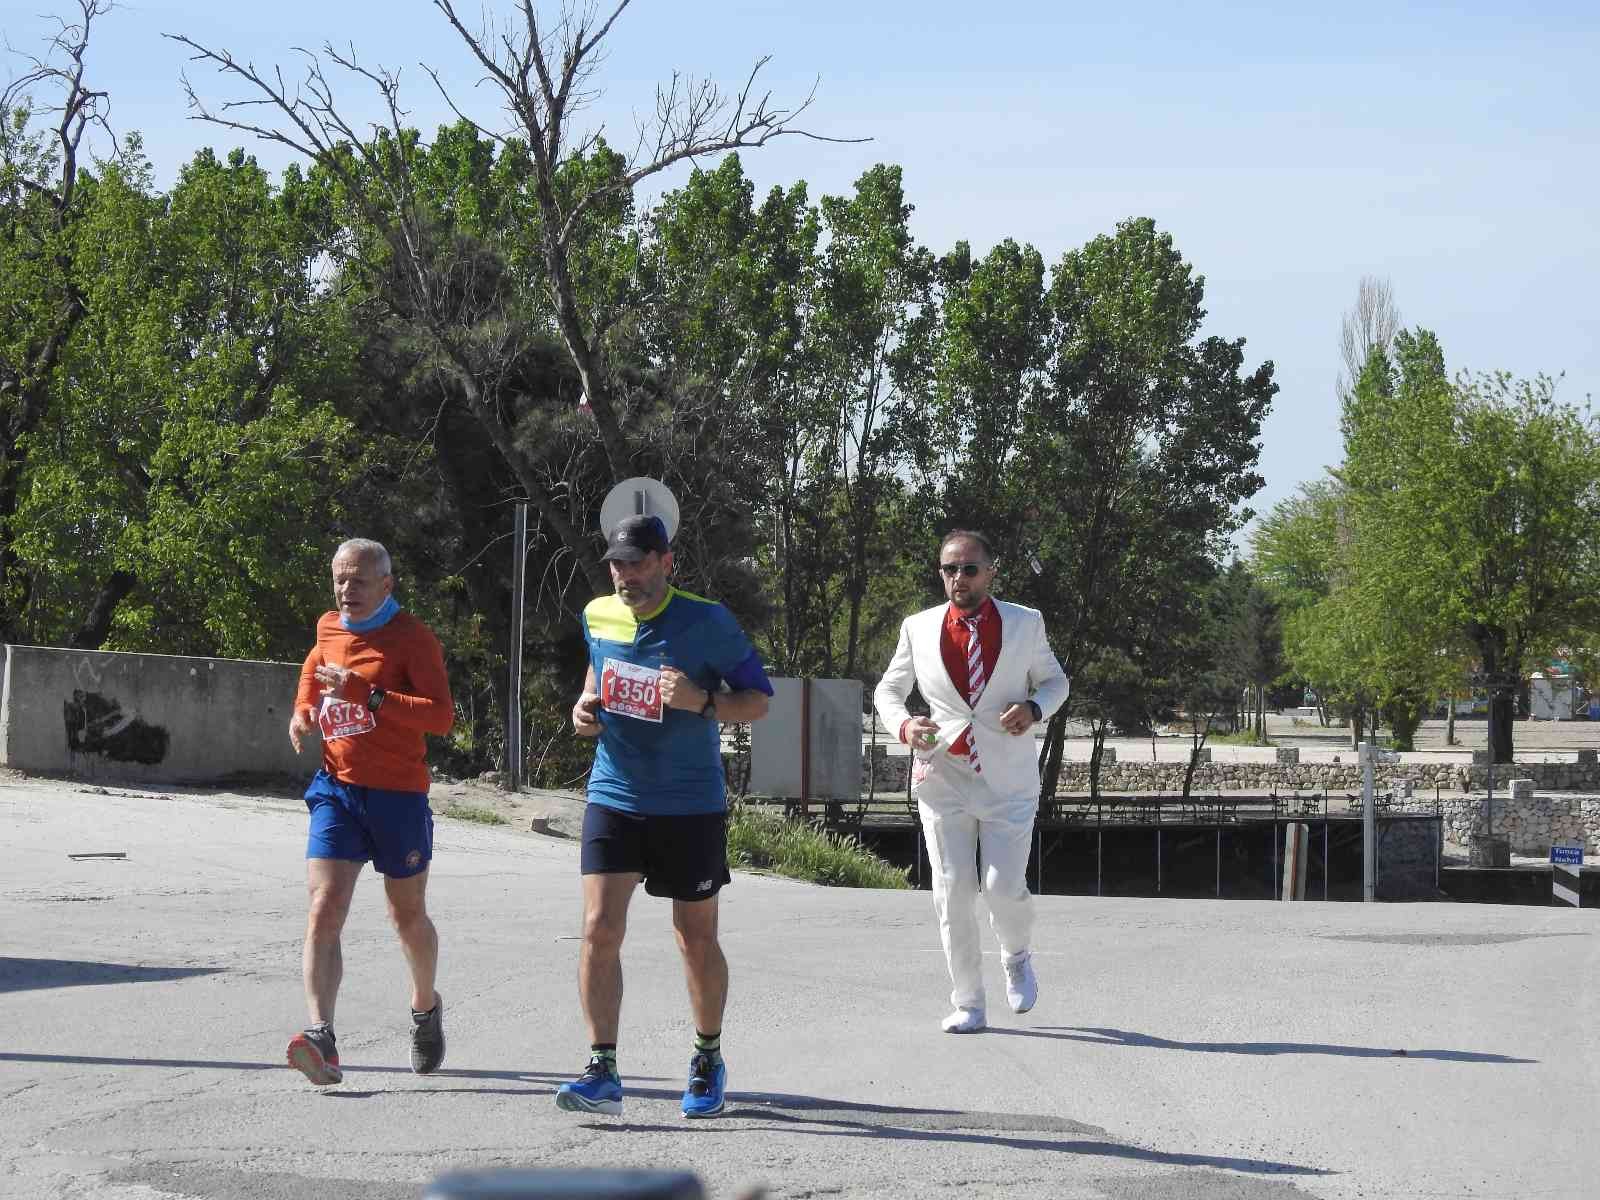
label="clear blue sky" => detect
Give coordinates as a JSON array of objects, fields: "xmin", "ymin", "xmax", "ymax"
[{"xmin": 8, "ymin": 1, "xmax": 1598, "ymax": 538}]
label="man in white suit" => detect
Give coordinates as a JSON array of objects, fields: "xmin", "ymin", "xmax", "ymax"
[{"xmin": 874, "ymin": 530, "xmax": 1069, "ymax": 1033}]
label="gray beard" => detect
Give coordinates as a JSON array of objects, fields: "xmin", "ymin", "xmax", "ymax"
[{"xmin": 620, "ymin": 582, "xmax": 667, "ymax": 611}]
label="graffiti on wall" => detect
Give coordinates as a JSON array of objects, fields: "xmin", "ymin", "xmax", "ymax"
[{"xmin": 64, "ymin": 690, "xmax": 170, "ymax": 765}]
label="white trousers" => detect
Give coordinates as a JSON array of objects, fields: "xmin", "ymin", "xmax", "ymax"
[{"xmin": 915, "ymin": 755, "xmax": 1036, "ymax": 1011}]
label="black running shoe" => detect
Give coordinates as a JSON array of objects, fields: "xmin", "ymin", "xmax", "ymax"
[
  {"xmin": 410, "ymin": 994, "xmax": 445, "ymax": 1074},
  {"xmin": 287, "ymin": 1024, "xmax": 341, "ymax": 1086}
]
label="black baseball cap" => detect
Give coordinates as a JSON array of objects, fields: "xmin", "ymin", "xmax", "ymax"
[{"xmin": 601, "ymin": 515, "xmax": 671, "ymax": 562}]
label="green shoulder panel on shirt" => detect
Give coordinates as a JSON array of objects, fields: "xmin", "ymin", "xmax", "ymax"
[
  {"xmin": 670, "ymin": 587, "xmax": 718, "ymax": 607},
  {"xmin": 583, "ymin": 594, "xmax": 638, "ymax": 644},
  {"xmin": 584, "ymin": 587, "xmax": 724, "ymax": 645}
]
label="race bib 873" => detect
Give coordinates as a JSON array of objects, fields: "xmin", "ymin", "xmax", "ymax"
[
  {"xmin": 600, "ymin": 657, "xmax": 664, "ymax": 723},
  {"xmin": 318, "ymin": 695, "xmax": 376, "ymax": 740}
]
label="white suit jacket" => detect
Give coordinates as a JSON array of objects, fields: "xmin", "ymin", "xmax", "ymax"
[{"xmin": 874, "ymin": 600, "xmax": 1069, "ymax": 800}]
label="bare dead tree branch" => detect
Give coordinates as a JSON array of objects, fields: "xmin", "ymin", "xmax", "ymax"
[
  {"xmin": 168, "ymin": 0, "xmax": 857, "ymax": 595},
  {"xmin": 1337, "ymin": 275, "xmax": 1401, "ymax": 400}
]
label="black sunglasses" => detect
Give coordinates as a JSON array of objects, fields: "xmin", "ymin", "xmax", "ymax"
[{"xmin": 939, "ymin": 561, "xmax": 986, "ymax": 578}]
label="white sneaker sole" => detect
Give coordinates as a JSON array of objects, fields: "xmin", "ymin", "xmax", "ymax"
[{"xmin": 555, "ymin": 1090, "xmax": 623, "ymax": 1116}]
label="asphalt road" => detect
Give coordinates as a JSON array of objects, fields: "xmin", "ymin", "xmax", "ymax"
[{"xmin": 3, "ymin": 773, "xmax": 1596, "ymax": 1199}]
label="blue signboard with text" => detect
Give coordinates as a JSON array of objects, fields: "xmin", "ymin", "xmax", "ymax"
[{"xmin": 1551, "ymin": 846, "xmax": 1584, "ymax": 866}]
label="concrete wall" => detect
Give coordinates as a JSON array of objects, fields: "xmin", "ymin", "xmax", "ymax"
[{"xmin": 1, "ymin": 644, "xmax": 316, "ymax": 784}]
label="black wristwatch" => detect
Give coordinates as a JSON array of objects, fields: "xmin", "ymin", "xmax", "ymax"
[
  {"xmin": 1027, "ymin": 700, "xmax": 1041, "ymax": 722},
  {"xmin": 699, "ymin": 692, "xmax": 718, "ymax": 720},
  {"xmin": 368, "ymin": 687, "xmax": 387, "ymax": 713}
]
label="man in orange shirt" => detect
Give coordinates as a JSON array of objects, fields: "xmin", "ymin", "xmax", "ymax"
[{"xmin": 284, "ymin": 538, "xmax": 453, "ymax": 1085}]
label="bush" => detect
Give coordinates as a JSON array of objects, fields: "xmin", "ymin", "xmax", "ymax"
[
  {"xmin": 726, "ymin": 804, "xmax": 910, "ymax": 889},
  {"xmin": 440, "ymin": 803, "xmax": 508, "ymax": 826}
]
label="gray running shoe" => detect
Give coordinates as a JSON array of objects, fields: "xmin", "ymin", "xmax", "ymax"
[
  {"xmin": 287, "ymin": 1024, "xmax": 342, "ymax": 1086},
  {"xmin": 410, "ymin": 994, "xmax": 445, "ymax": 1074}
]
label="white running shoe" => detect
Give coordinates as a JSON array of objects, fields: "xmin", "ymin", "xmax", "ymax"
[
  {"xmin": 1003, "ymin": 951, "xmax": 1038, "ymax": 1014},
  {"xmin": 941, "ymin": 1007, "xmax": 986, "ymax": 1034}
]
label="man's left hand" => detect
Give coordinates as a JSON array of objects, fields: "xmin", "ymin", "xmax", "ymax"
[
  {"xmin": 999, "ymin": 703, "xmax": 1036, "ymax": 735},
  {"xmin": 658, "ymin": 666, "xmax": 707, "ymax": 713}
]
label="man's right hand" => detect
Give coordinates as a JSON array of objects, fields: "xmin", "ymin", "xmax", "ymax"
[
  {"xmin": 573, "ymin": 692, "xmax": 602, "ymax": 737},
  {"xmin": 902, "ymin": 716, "xmax": 940, "ymax": 750},
  {"xmin": 288, "ymin": 708, "xmax": 315, "ymax": 753}
]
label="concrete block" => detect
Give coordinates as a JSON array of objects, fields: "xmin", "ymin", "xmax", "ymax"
[
  {"xmin": 1191, "ymin": 747, "xmax": 1212, "ymax": 765},
  {"xmin": 1511, "ymin": 778, "xmax": 1535, "ymax": 802},
  {"xmin": 1579, "ymin": 750, "xmax": 1598, "ymax": 765},
  {"xmin": 750, "ymin": 677, "xmax": 864, "ymax": 801},
  {"xmin": 1466, "ymin": 835, "xmax": 1511, "ymax": 868},
  {"xmin": 1275, "ymin": 747, "xmax": 1299, "ymax": 765},
  {"xmin": 3, "ymin": 643, "xmax": 312, "ymax": 784}
]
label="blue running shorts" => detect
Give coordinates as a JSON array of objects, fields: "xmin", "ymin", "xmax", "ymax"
[{"xmin": 304, "ymin": 769, "xmax": 433, "ymax": 878}]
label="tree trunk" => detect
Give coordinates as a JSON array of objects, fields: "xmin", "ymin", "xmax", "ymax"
[
  {"xmin": 68, "ymin": 571, "xmax": 138, "ymax": 649},
  {"xmin": 1088, "ymin": 722, "xmax": 1106, "ymax": 801},
  {"xmin": 1037, "ymin": 707, "xmax": 1070, "ymax": 816},
  {"xmin": 1488, "ymin": 690, "xmax": 1515, "ymax": 763},
  {"xmin": 1473, "ymin": 628, "xmax": 1517, "ymax": 764}
]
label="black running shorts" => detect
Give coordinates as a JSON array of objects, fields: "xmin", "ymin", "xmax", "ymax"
[{"xmin": 579, "ymin": 803, "xmax": 731, "ymax": 901}]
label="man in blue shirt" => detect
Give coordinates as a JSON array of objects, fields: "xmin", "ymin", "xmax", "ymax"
[{"xmin": 557, "ymin": 515, "xmax": 773, "ymax": 1120}]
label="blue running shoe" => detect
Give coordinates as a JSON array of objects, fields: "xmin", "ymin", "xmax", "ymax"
[
  {"xmin": 681, "ymin": 1051, "xmax": 726, "ymax": 1119},
  {"xmin": 555, "ymin": 1055, "xmax": 623, "ymax": 1115}
]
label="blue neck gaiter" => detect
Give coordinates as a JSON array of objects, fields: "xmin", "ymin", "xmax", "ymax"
[{"xmin": 341, "ymin": 595, "xmax": 400, "ymax": 634}]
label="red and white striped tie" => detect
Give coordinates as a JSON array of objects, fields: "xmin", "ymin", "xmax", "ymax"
[{"xmin": 963, "ymin": 615, "xmax": 986, "ymax": 772}]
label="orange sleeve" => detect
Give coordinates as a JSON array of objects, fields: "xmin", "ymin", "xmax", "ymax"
[
  {"xmin": 295, "ymin": 638, "xmax": 323, "ymax": 718},
  {"xmin": 371, "ymin": 622, "xmax": 453, "ymax": 736}
]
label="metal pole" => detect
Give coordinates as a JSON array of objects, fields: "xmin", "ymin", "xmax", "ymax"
[
  {"xmin": 1215, "ymin": 827, "xmax": 1221, "ymax": 898},
  {"xmin": 506, "ymin": 502, "xmax": 528, "ymax": 792},
  {"xmin": 1362, "ymin": 740, "xmax": 1376, "ymax": 902},
  {"xmin": 1156, "ymin": 827, "xmax": 1162, "ymax": 895},
  {"xmin": 800, "ymin": 677, "xmax": 812, "ymax": 816},
  {"xmin": 1272, "ymin": 814, "xmax": 1279, "ymax": 899},
  {"xmin": 1323, "ymin": 811, "xmax": 1329, "ymax": 901}
]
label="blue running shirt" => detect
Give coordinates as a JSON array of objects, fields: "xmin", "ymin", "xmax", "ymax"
[{"xmin": 582, "ymin": 587, "xmax": 774, "ymax": 816}]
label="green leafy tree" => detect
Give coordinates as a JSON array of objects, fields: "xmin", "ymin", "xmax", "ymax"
[
  {"xmin": 14, "ymin": 146, "xmax": 367, "ymax": 656},
  {"xmin": 0, "ymin": 0, "xmax": 114, "ymax": 640}
]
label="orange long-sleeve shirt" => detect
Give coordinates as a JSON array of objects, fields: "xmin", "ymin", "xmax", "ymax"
[{"xmin": 294, "ymin": 610, "xmax": 453, "ymax": 793}]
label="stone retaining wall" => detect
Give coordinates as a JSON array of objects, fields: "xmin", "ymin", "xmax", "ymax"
[
  {"xmin": 725, "ymin": 748, "xmax": 1600, "ymax": 855},
  {"xmin": 825, "ymin": 751, "xmax": 1600, "ymax": 801},
  {"xmin": 1387, "ymin": 794, "xmax": 1600, "ymax": 856}
]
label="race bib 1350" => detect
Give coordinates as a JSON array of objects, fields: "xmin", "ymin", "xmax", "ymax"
[{"xmin": 600, "ymin": 658, "xmax": 663, "ymax": 723}]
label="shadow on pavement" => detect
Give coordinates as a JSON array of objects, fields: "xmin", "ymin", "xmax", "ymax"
[
  {"xmin": 4, "ymin": 1051, "xmax": 1337, "ymax": 1179},
  {"xmin": 1014, "ymin": 1026, "xmax": 1535, "ymax": 1063},
  {"xmin": 0, "ymin": 1050, "xmax": 667, "ymax": 1083},
  {"xmin": 580, "ymin": 1088, "xmax": 1334, "ymax": 1177},
  {"xmin": 0, "ymin": 957, "xmax": 225, "ymax": 994}
]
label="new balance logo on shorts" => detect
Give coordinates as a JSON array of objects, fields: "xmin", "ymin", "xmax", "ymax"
[{"xmin": 696, "ymin": 879, "xmax": 714, "ymax": 892}]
